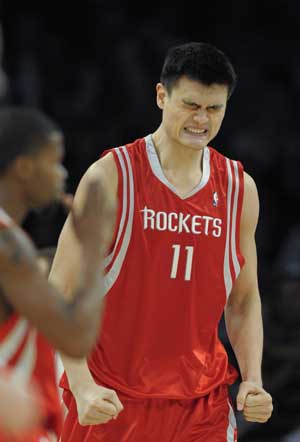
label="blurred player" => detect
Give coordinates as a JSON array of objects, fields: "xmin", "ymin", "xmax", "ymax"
[
  {"xmin": 51, "ymin": 42, "xmax": 273, "ymax": 441},
  {"xmin": 0, "ymin": 373, "xmax": 42, "ymax": 437},
  {"xmin": 0, "ymin": 107, "xmax": 114, "ymax": 441}
]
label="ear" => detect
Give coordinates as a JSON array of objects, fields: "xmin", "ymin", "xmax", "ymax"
[
  {"xmin": 13, "ymin": 156, "xmax": 35, "ymax": 180},
  {"xmin": 156, "ymin": 83, "xmax": 167, "ymax": 110}
]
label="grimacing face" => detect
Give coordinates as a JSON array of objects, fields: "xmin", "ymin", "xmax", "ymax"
[
  {"xmin": 156, "ymin": 76, "xmax": 229, "ymax": 151},
  {"xmin": 27, "ymin": 132, "xmax": 68, "ymax": 207}
]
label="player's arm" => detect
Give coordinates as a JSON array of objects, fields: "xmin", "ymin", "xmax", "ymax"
[
  {"xmin": 224, "ymin": 172, "xmax": 273, "ymax": 423},
  {"xmin": 225, "ymin": 172, "xmax": 262, "ymax": 387},
  {"xmin": 0, "ymin": 158, "xmax": 115, "ymax": 358},
  {"xmin": 51, "ymin": 152, "xmax": 124, "ymax": 424}
]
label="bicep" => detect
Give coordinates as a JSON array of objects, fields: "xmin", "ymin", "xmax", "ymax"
[
  {"xmin": 48, "ymin": 215, "xmax": 82, "ymax": 300},
  {"xmin": 228, "ymin": 172, "xmax": 260, "ymax": 303},
  {"xmin": 49, "ymin": 153, "xmax": 118, "ymax": 296}
]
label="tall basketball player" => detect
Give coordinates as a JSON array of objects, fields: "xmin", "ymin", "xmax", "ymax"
[
  {"xmin": 0, "ymin": 107, "xmax": 115, "ymax": 441},
  {"xmin": 51, "ymin": 42, "xmax": 273, "ymax": 441}
]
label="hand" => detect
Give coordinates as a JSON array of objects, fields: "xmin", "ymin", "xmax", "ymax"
[
  {"xmin": 71, "ymin": 178, "xmax": 116, "ymax": 256},
  {"xmin": 73, "ymin": 383, "xmax": 124, "ymax": 426},
  {"xmin": 237, "ymin": 381, "xmax": 273, "ymax": 423}
]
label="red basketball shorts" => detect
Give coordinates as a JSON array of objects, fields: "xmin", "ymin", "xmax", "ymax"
[{"xmin": 59, "ymin": 384, "xmax": 237, "ymax": 442}]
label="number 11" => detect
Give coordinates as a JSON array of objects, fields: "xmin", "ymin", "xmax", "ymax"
[{"xmin": 170, "ymin": 244, "xmax": 194, "ymax": 281}]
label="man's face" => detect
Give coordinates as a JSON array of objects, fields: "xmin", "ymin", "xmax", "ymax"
[
  {"xmin": 156, "ymin": 76, "xmax": 228, "ymax": 151},
  {"xmin": 27, "ymin": 132, "xmax": 67, "ymax": 208}
]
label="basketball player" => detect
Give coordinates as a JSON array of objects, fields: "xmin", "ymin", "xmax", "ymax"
[
  {"xmin": 50, "ymin": 42, "xmax": 273, "ymax": 441},
  {"xmin": 0, "ymin": 107, "xmax": 116, "ymax": 441}
]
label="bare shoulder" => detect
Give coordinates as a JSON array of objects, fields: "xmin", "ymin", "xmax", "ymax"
[
  {"xmin": 242, "ymin": 171, "xmax": 259, "ymax": 229},
  {"xmin": 77, "ymin": 152, "xmax": 118, "ymax": 204},
  {"xmin": 243, "ymin": 171, "xmax": 258, "ymax": 192}
]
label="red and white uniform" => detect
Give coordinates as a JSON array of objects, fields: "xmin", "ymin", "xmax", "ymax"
[
  {"xmin": 0, "ymin": 208, "xmax": 62, "ymax": 442},
  {"xmin": 61, "ymin": 135, "xmax": 245, "ymax": 441}
]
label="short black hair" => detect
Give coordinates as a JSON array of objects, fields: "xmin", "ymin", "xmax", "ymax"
[
  {"xmin": 160, "ymin": 42, "xmax": 237, "ymax": 98},
  {"xmin": 0, "ymin": 106, "xmax": 61, "ymax": 173}
]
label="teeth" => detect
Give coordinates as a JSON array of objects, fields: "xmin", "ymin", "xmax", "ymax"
[{"xmin": 186, "ymin": 128, "xmax": 206, "ymax": 134}]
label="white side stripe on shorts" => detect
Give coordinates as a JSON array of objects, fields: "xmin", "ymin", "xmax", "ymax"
[{"xmin": 227, "ymin": 399, "xmax": 237, "ymax": 441}]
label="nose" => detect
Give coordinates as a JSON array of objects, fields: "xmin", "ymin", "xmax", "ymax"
[{"xmin": 193, "ymin": 109, "xmax": 209, "ymax": 124}]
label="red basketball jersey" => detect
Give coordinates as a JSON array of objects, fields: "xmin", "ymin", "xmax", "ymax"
[
  {"xmin": 0, "ymin": 208, "xmax": 63, "ymax": 439},
  {"xmin": 62, "ymin": 135, "xmax": 245, "ymax": 399}
]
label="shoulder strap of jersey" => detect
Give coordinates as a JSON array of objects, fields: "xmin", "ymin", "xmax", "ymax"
[
  {"xmin": 0, "ymin": 208, "xmax": 13, "ymax": 230},
  {"xmin": 223, "ymin": 158, "xmax": 245, "ymax": 298},
  {"xmin": 101, "ymin": 147, "xmax": 135, "ymax": 295}
]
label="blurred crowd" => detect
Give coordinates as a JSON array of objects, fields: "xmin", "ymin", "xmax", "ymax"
[{"xmin": 0, "ymin": 2, "xmax": 299, "ymax": 440}]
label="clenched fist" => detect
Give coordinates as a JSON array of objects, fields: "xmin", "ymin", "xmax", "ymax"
[
  {"xmin": 74, "ymin": 383, "xmax": 124, "ymax": 426},
  {"xmin": 237, "ymin": 381, "xmax": 273, "ymax": 423}
]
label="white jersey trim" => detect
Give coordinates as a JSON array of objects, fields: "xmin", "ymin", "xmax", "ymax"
[
  {"xmin": 104, "ymin": 147, "xmax": 128, "ymax": 268},
  {"xmin": 224, "ymin": 159, "xmax": 241, "ymax": 298},
  {"xmin": 103, "ymin": 146, "xmax": 134, "ymax": 295},
  {"xmin": 0, "ymin": 208, "xmax": 13, "ymax": 226},
  {"xmin": 224, "ymin": 159, "xmax": 233, "ymax": 297},
  {"xmin": 11, "ymin": 329, "xmax": 37, "ymax": 383},
  {"xmin": 231, "ymin": 161, "xmax": 241, "ymax": 279},
  {"xmin": 226, "ymin": 399, "xmax": 237, "ymax": 441},
  {"xmin": 145, "ymin": 134, "xmax": 210, "ymax": 199},
  {"xmin": 0, "ymin": 318, "xmax": 28, "ymax": 363},
  {"xmin": 0, "ymin": 318, "xmax": 37, "ymax": 383}
]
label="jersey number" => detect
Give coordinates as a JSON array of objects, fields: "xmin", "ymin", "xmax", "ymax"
[{"xmin": 170, "ymin": 245, "xmax": 194, "ymax": 281}]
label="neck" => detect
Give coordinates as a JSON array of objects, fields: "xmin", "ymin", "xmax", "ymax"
[
  {"xmin": 151, "ymin": 126, "xmax": 204, "ymax": 174},
  {"xmin": 0, "ymin": 181, "xmax": 28, "ymax": 224}
]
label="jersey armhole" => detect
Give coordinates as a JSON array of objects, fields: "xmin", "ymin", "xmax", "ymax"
[
  {"xmin": 100, "ymin": 149, "xmax": 124, "ymax": 262},
  {"xmin": 235, "ymin": 161, "xmax": 245, "ymax": 269}
]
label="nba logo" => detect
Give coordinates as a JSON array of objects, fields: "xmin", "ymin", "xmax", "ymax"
[{"xmin": 213, "ymin": 191, "xmax": 218, "ymax": 207}]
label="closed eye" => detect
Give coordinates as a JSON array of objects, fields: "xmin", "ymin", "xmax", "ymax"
[
  {"xmin": 182, "ymin": 100, "xmax": 199, "ymax": 110},
  {"xmin": 208, "ymin": 105, "xmax": 223, "ymax": 111}
]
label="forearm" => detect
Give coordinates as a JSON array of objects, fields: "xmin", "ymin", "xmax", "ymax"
[
  {"xmin": 225, "ymin": 292, "xmax": 263, "ymax": 386},
  {"xmin": 42, "ymin": 248, "xmax": 105, "ymax": 356},
  {"xmin": 60, "ymin": 353, "xmax": 95, "ymax": 394},
  {"xmin": 8, "ymin": 264, "xmax": 103, "ymax": 358},
  {"xmin": 65, "ymin": 248, "xmax": 103, "ymax": 319},
  {"xmin": 59, "ymin": 267, "xmax": 104, "ymax": 356}
]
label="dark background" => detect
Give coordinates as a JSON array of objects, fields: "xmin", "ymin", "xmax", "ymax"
[{"xmin": 1, "ymin": 1, "xmax": 300, "ymax": 440}]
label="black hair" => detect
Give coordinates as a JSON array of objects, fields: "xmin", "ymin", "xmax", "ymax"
[
  {"xmin": 160, "ymin": 42, "xmax": 237, "ymax": 99},
  {"xmin": 0, "ymin": 106, "xmax": 61, "ymax": 173}
]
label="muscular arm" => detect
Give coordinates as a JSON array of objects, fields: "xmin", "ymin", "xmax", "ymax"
[
  {"xmin": 0, "ymin": 155, "xmax": 117, "ymax": 358},
  {"xmin": 51, "ymin": 153, "xmax": 123, "ymax": 424},
  {"xmin": 224, "ymin": 172, "xmax": 263, "ymax": 385},
  {"xmin": 49, "ymin": 153, "xmax": 117, "ymax": 304},
  {"xmin": 225, "ymin": 172, "xmax": 273, "ymax": 422},
  {"xmin": 49, "ymin": 152, "xmax": 117, "ymax": 356}
]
